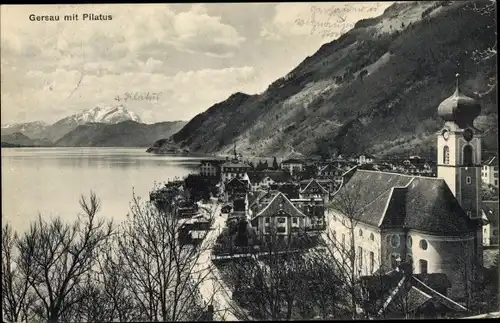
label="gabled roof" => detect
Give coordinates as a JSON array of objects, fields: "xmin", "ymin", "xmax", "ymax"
[
  {"xmin": 484, "ymin": 156, "xmax": 498, "ymax": 166},
  {"xmin": 482, "ymin": 201, "xmax": 499, "ymax": 225},
  {"xmin": 300, "ymin": 179, "xmax": 329, "ymax": 194},
  {"xmin": 362, "ymin": 269, "xmax": 467, "ymax": 318},
  {"xmin": 226, "ymin": 177, "xmax": 248, "ymax": 188},
  {"xmin": 252, "ymin": 192, "xmax": 306, "ymax": 220},
  {"xmin": 331, "ymin": 170, "xmax": 477, "ymax": 234}
]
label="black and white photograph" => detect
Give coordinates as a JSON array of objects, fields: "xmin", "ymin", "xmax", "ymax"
[{"xmin": 1, "ymin": 1, "xmax": 499, "ymax": 321}]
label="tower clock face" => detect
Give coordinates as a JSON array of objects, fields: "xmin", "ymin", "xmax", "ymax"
[
  {"xmin": 441, "ymin": 128, "xmax": 450, "ymax": 140},
  {"xmin": 463, "ymin": 128, "xmax": 474, "ymax": 142}
]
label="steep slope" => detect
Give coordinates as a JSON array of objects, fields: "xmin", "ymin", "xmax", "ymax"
[
  {"xmin": 55, "ymin": 120, "xmax": 186, "ymax": 147},
  {"xmin": 152, "ymin": 1, "xmax": 497, "ymax": 159},
  {"xmin": 0, "ymin": 132, "xmax": 52, "ymax": 147}
]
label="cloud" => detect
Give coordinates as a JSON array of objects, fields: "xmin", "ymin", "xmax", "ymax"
[
  {"xmin": 1, "ymin": 66, "xmax": 258, "ymax": 123},
  {"xmin": 169, "ymin": 4, "xmax": 246, "ymax": 57}
]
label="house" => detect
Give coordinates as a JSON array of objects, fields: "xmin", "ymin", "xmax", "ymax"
[
  {"xmin": 199, "ymin": 159, "xmax": 224, "ymax": 178},
  {"xmin": 275, "ymin": 182, "xmax": 300, "ymax": 199},
  {"xmin": 250, "ymin": 192, "xmax": 307, "ymax": 241},
  {"xmin": 247, "ymin": 170, "xmax": 292, "ymax": 191},
  {"xmin": 318, "ymin": 164, "xmax": 345, "ymax": 187},
  {"xmin": 225, "ymin": 176, "xmax": 250, "ymax": 201},
  {"xmin": 220, "ymin": 160, "xmax": 252, "ymax": 183},
  {"xmin": 224, "ymin": 176, "xmax": 250, "ymax": 220},
  {"xmin": 481, "ymin": 201, "xmax": 499, "ymax": 246},
  {"xmin": 299, "ymin": 178, "xmax": 330, "ymax": 203},
  {"xmin": 482, "ymin": 156, "xmax": 499, "ymax": 188},
  {"xmin": 281, "ymin": 158, "xmax": 304, "ymax": 175},
  {"xmin": 290, "ymin": 197, "xmax": 326, "ymax": 232},
  {"xmin": 356, "ymin": 154, "xmax": 375, "ymax": 165},
  {"xmin": 360, "ymin": 263, "xmax": 468, "ymax": 319}
]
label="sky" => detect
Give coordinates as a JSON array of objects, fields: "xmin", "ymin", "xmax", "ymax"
[{"xmin": 1, "ymin": 2, "xmax": 393, "ymax": 125}]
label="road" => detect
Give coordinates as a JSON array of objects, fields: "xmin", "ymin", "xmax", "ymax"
[{"xmin": 194, "ymin": 201, "xmax": 248, "ymax": 321}]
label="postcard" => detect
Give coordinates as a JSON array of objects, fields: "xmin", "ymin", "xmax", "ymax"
[{"xmin": 1, "ymin": 2, "xmax": 498, "ymax": 322}]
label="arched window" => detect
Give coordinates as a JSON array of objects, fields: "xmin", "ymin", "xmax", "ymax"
[
  {"xmin": 419, "ymin": 239, "xmax": 428, "ymax": 250},
  {"xmin": 463, "ymin": 145, "xmax": 473, "ymax": 166},
  {"xmin": 443, "ymin": 146, "xmax": 450, "ymax": 164}
]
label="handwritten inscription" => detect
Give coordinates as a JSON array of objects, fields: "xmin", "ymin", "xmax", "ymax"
[
  {"xmin": 114, "ymin": 92, "xmax": 162, "ymax": 103},
  {"xmin": 295, "ymin": 3, "xmax": 383, "ymax": 38}
]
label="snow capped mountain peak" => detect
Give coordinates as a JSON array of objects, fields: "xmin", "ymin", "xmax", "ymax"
[{"xmin": 67, "ymin": 105, "xmax": 143, "ymax": 125}]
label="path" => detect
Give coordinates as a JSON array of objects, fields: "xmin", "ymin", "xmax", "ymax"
[{"xmin": 194, "ymin": 201, "xmax": 248, "ymax": 321}]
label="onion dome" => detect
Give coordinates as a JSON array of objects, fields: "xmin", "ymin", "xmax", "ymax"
[{"xmin": 437, "ymin": 74, "xmax": 481, "ymax": 129}]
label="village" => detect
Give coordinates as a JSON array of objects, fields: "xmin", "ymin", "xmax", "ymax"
[{"xmin": 149, "ymin": 79, "xmax": 499, "ymax": 320}]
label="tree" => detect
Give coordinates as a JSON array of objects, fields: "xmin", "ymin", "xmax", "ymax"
[
  {"xmin": 2, "ymin": 223, "xmax": 36, "ymax": 322},
  {"xmin": 113, "ymin": 193, "xmax": 215, "ymax": 321},
  {"xmin": 221, "ymin": 230, "xmax": 311, "ymax": 320},
  {"xmin": 325, "ymin": 178, "xmax": 366, "ymax": 319},
  {"xmin": 272, "ymin": 157, "xmax": 279, "ymax": 170},
  {"xmin": 15, "ymin": 192, "xmax": 114, "ymax": 323}
]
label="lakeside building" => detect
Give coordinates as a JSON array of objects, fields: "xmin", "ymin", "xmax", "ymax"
[
  {"xmin": 199, "ymin": 159, "xmax": 224, "ymax": 178},
  {"xmin": 328, "ymin": 76, "xmax": 484, "ymax": 298}
]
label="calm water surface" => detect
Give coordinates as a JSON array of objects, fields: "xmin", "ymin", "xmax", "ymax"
[{"xmin": 2, "ymin": 147, "xmax": 201, "ymax": 233}]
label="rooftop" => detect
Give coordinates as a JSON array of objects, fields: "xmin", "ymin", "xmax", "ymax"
[{"xmin": 331, "ymin": 169, "xmax": 477, "ymax": 235}]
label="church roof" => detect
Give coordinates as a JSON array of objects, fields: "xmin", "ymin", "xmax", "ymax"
[
  {"xmin": 331, "ymin": 170, "xmax": 477, "ymax": 235},
  {"xmin": 252, "ymin": 192, "xmax": 306, "ymax": 220},
  {"xmin": 437, "ymin": 74, "xmax": 481, "ymax": 128}
]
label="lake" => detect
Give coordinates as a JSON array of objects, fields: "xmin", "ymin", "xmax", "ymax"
[{"xmin": 1, "ymin": 147, "xmax": 202, "ymax": 234}]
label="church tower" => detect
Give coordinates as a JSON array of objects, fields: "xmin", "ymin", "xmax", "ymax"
[{"xmin": 437, "ymin": 73, "xmax": 483, "ymax": 259}]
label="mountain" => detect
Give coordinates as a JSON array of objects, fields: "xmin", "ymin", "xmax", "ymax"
[
  {"xmin": 44, "ymin": 105, "xmax": 143, "ymax": 142},
  {"xmin": 55, "ymin": 120, "xmax": 186, "ymax": 147},
  {"xmin": 148, "ymin": 1, "xmax": 497, "ymax": 159},
  {"xmin": 0, "ymin": 132, "xmax": 52, "ymax": 147},
  {"xmin": 1, "ymin": 121, "xmax": 49, "ymax": 139},
  {"xmin": 1, "ymin": 105, "xmax": 149, "ymax": 144}
]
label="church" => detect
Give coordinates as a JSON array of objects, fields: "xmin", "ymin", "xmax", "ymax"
[{"xmin": 328, "ymin": 75, "xmax": 483, "ymax": 298}]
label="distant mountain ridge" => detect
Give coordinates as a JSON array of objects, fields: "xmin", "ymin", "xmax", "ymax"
[
  {"xmin": 0, "ymin": 132, "xmax": 52, "ymax": 147},
  {"xmin": 55, "ymin": 120, "xmax": 186, "ymax": 147},
  {"xmin": 1, "ymin": 105, "xmax": 185, "ymax": 148},
  {"xmin": 148, "ymin": 1, "xmax": 497, "ymax": 159}
]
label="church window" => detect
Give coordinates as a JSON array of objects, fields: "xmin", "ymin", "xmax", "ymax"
[
  {"xmin": 390, "ymin": 235, "xmax": 400, "ymax": 248},
  {"xmin": 463, "ymin": 145, "xmax": 473, "ymax": 165},
  {"xmin": 443, "ymin": 146, "xmax": 450, "ymax": 164},
  {"xmin": 358, "ymin": 247, "xmax": 363, "ymax": 268},
  {"xmin": 370, "ymin": 252, "xmax": 375, "ymax": 274},
  {"xmin": 370, "ymin": 233, "xmax": 374, "ymax": 241},
  {"xmin": 419, "ymin": 239, "xmax": 428, "ymax": 250},
  {"xmin": 466, "ymin": 176, "xmax": 472, "ymax": 184},
  {"xmin": 407, "ymin": 236, "xmax": 413, "ymax": 248},
  {"xmin": 359, "ymin": 229, "xmax": 363, "ymax": 237}
]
